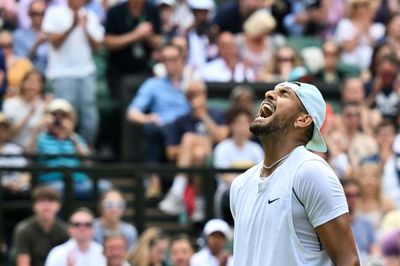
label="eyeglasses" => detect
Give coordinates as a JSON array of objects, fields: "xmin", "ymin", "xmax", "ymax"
[
  {"xmin": 352, "ymin": 2, "xmax": 369, "ymax": 8},
  {"xmin": 345, "ymin": 112, "xmax": 360, "ymax": 118},
  {"xmin": 163, "ymin": 56, "xmax": 180, "ymax": 63},
  {"xmin": 103, "ymin": 200, "xmax": 126, "ymax": 209},
  {"xmin": 277, "ymin": 56, "xmax": 294, "ymax": 63},
  {"xmin": 70, "ymin": 221, "xmax": 93, "ymax": 228},
  {"xmin": 323, "ymin": 50, "xmax": 339, "ymax": 57},
  {"xmin": 29, "ymin": 11, "xmax": 45, "ymax": 17}
]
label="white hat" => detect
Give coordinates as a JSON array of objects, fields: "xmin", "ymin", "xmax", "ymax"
[
  {"xmin": 243, "ymin": 9, "xmax": 276, "ymax": 36},
  {"xmin": 187, "ymin": 0, "xmax": 215, "ymax": 10},
  {"xmin": 277, "ymin": 82, "xmax": 327, "ymax": 153},
  {"xmin": 48, "ymin": 98, "xmax": 77, "ymax": 121},
  {"xmin": 157, "ymin": 0, "xmax": 175, "ymax": 6},
  {"xmin": 203, "ymin": 219, "xmax": 232, "ymax": 240}
]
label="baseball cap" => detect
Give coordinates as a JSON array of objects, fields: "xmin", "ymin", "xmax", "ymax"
[
  {"xmin": 278, "ymin": 81, "xmax": 327, "ymax": 153},
  {"xmin": 203, "ymin": 219, "xmax": 232, "ymax": 240},
  {"xmin": 187, "ymin": 0, "xmax": 215, "ymax": 10},
  {"xmin": 48, "ymin": 98, "xmax": 77, "ymax": 121},
  {"xmin": 157, "ymin": 0, "xmax": 175, "ymax": 6}
]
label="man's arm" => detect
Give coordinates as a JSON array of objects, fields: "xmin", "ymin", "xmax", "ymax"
[
  {"xmin": 316, "ymin": 213, "xmax": 360, "ymax": 266},
  {"xmin": 16, "ymin": 254, "xmax": 30, "ymax": 266},
  {"xmin": 104, "ymin": 22, "xmax": 153, "ymax": 51},
  {"xmin": 46, "ymin": 20, "xmax": 76, "ymax": 49}
]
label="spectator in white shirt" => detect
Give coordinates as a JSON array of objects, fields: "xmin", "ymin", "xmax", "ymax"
[
  {"xmin": 190, "ymin": 219, "xmax": 233, "ymax": 266},
  {"xmin": 45, "ymin": 207, "xmax": 106, "ymax": 266},
  {"xmin": 199, "ymin": 32, "xmax": 255, "ymax": 82},
  {"xmin": 42, "ymin": 0, "xmax": 104, "ymax": 146}
]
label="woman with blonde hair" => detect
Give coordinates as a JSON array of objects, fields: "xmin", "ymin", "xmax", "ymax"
[
  {"xmin": 258, "ymin": 45, "xmax": 305, "ymax": 82},
  {"xmin": 356, "ymin": 160, "xmax": 396, "ymax": 228},
  {"xmin": 93, "ymin": 188, "xmax": 138, "ymax": 251},
  {"xmin": 128, "ymin": 227, "xmax": 170, "ymax": 266},
  {"xmin": 235, "ymin": 9, "xmax": 281, "ymax": 79},
  {"xmin": 334, "ymin": 0, "xmax": 385, "ymax": 71}
]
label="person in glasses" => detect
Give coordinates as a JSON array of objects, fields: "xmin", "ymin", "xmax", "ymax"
[
  {"xmin": 93, "ymin": 189, "xmax": 138, "ymax": 251},
  {"xmin": 13, "ymin": 185, "xmax": 69, "ymax": 266},
  {"xmin": 13, "ymin": 0, "xmax": 48, "ymax": 73},
  {"xmin": 45, "ymin": 207, "xmax": 106, "ymax": 266}
]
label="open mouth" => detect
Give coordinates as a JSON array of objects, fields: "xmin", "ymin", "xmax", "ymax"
[{"xmin": 259, "ymin": 103, "xmax": 274, "ymax": 118}]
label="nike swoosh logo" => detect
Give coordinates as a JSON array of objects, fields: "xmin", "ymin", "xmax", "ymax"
[{"xmin": 268, "ymin": 198, "xmax": 280, "ymax": 204}]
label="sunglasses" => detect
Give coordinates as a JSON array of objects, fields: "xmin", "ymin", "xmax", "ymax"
[
  {"xmin": 277, "ymin": 56, "xmax": 294, "ymax": 63},
  {"xmin": 29, "ymin": 11, "xmax": 45, "ymax": 17},
  {"xmin": 70, "ymin": 221, "xmax": 93, "ymax": 228},
  {"xmin": 103, "ymin": 200, "xmax": 126, "ymax": 209}
]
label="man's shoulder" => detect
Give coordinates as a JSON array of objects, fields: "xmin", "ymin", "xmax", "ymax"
[
  {"xmin": 232, "ymin": 163, "xmax": 260, "ymax": 188},
  {"xmin": 140, "ymin": 77, "xmax": 168, "ymax": 88},
  {"xmin": 15, "ymin": 216, "xmax": 37, "ymax": 235},
  {"xmin": 107, "ymin": 1, "xmax": 128, "ymax": 16}
]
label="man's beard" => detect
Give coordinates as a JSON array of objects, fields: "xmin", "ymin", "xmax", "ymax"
[{"xmin": 249, "ymin": 116, "xmax": 293, "ymax": 137}]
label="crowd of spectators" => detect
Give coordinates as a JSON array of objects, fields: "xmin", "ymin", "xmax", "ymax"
[{"xmin": 1, "ymin": 0, "xmax": 400, "ymax": 265}]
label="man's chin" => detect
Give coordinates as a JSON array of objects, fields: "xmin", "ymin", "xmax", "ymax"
[{"xmin": 249, "ymin": 122, "xmax": 266, "ymax": 136}]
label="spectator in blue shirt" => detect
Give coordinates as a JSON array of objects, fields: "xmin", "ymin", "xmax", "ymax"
[
  {"xmin": 28, "ymin": 98, "xmax": 111, "ymax": 199},
  {"xmin": 13, "ymin": 0, "xmax": 48, "ymax": 73},
  {"xmin": 127, "ymin": 44, "xmax": 190, "ymax": 164}
]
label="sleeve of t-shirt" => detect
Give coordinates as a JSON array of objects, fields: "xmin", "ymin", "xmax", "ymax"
[
  {"xmin": 86, "ymin": 11, "xmax": 104, "ymax": 42},
  {"xmin": 14, "ymin": 227, "xmax": 30, "ymax": 255},
  {"xmin": 104, "ymin": 5, "xmax": 119, "ymax": 34},
  {"xmin": 127, "ymin": 79, "xmax": 154, "ymax": 112},
  {"xmin": 147, "ymin": 3, "xmax": 161, "ymax": 34},
  {"xmin": 293, "ymin": 159, "xmax": 349, "ymax": 228},
  {"xmin": 213, "ymin": 142, "xmax": 230, "ymax": 168},
  {"xmin": 42, "ymin": 7, "xmax": 66, "ymax": 33}
]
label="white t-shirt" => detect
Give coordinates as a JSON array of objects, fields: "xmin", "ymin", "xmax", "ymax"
[
  {"xmin": 3, "ymin": 97, "xmax": 45, "ymax": 148},
  {"xmin": 230, "ymin": 146, "xmax": 348, "ymax": 265},
  {"xmin": 199, "ymin": 58, "xmax": 255, "ymax": 83},
  {"xmin": 45, "ymin": 239, "xmax": 106, "ymax": 266},
  {"xmin": 213, "ymin": 139, "xmax": 263, "ymax": 169},
  {"xmin": 334, "ymin": 18, "xmax": 384, "ymax": 69},
  {"xmin": 42, "ymin": 5, "xmax": 104, "ymax": 78},
  {"xmin": 190, "ymin": 248, "xmax": 233, "ymax": 266}
]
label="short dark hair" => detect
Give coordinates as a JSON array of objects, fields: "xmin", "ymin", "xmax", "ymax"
[
  {"xmin": 32, "ymin": 185, "xmax": 60, "ymax": 203},
  {"xmin": 225, "ymin": 107, "xmax": 253, "ymax": 125},
  {"xmin": 171, "ymin": 233, "xmax": 194, "ymax": 248}
]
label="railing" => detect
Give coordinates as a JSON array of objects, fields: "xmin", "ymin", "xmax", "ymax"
[{"xmin": 0, "ymin": 162, "xmax": 246, "ymax": 240}]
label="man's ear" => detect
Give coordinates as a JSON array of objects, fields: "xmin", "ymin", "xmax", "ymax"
[{"xmin": 294, "ymin": 114, "xmax": 313, "ymax": 128}]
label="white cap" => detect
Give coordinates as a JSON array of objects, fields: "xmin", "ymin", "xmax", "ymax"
[
  {"xmin": 187, "ymin": 0, "xmax": 215, "ymax": 10},
  {"xmin": 157, "ymin": 0, "xmax": 175, "ymax": 6},
  {"xmin": 48, "ymin": 98, "xmax": 77, "ymax": 121},
  {"xmin": 276, "ymin": 82, "xmax": 327, "ymax": 153},
  {"xmin": 203, "ymin": 219, "xmax": 232, "ymax": 240}
]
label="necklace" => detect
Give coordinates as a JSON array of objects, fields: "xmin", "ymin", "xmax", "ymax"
[{"xmin": 263, "ymin": 152, "xmax": 292, "ymax": 170}]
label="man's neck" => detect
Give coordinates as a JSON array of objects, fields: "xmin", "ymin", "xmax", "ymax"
[
  {"xmin": 76, "ymin": 239, "xmax": 91, "ymax": 252},
  {"xmin": 101, "ymin": 217, "xmax": 119, "ymax": 229},
  {"xmin": 233, "ymin": 136, "xmax": 247, "ymax": 147},
  {"xmin": 36, "ymin": 217, "xmax": 55, "ymax": 232}
]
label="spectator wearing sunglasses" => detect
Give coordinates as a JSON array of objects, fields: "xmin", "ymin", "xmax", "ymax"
[
  {"xmin": 13, "ymin": 0, "xmax": 48, "ymax": 73},
  {"xmin": 45, "ymin": 207, "xmax": 106, "ymax": 266},
  {"xmin": 93, "ymin": 189, "xmax": 138, "ymax": 251}
]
